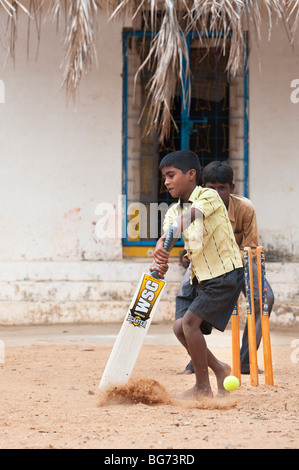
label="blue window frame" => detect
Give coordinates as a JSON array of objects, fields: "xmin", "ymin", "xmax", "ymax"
[{"xmin": 122, "ymin": 30, "xmax": 249, "ymax": 249}]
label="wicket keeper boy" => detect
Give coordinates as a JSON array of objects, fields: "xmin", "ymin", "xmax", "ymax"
[{"xmin": 179, "ymin": 161, "xmax": 275, "ymax": 376}]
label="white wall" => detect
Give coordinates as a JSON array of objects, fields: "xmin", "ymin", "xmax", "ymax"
[
  {"xmin": 0, "ymin": 10, "xmax": 124, "ymax": 262},
  {"xmin": 2, "ymin": 12, "xmax": 298, "ymax": 264},
  {"xmin": 0, "ymin": 10, "xmax": 298, "ymax": 325},
  {"xmin": 249, "ymin": 22, "xmax": 299, "ymax": 261}
]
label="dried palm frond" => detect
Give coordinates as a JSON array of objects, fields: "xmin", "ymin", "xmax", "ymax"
[
  {"xmin": 1, "ymin": 0, "xmax": 99, "ymax": 102},
  {"xmin": 285, "ymin": 0, "xmax": 299, "ymax": 40},
  {"xmin": 27, "ymin": 0, "xmax": 44, "ymax": 60},
  {"xmin": 137, "ymin": 0, "xmax": 190, "ymax": 141},
  {"xmin": 0, "ymin": 1, "xmax": 299, "ymax": 140},
  {"xmin": 106, "ymin": 0, "xmax": 299, "ymax": 141},
  {"xmin": 55, "ymin": 0, "xmax": 98, "ymax": 102},
  {"xmin": 1, "ymin": 0, "xmax": 32, "ymax": 66}
]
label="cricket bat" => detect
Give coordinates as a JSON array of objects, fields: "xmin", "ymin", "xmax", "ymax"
[{"xmin": 99, "ymin": 222, "xmax": 178, "ymax": 390}]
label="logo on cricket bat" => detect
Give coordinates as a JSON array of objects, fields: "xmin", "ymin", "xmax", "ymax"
[{"xmin": 127, "ymin": 274, "xmax": 165, "ymax": 328}]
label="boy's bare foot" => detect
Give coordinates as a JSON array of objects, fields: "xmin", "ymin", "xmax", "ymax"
[
  {"xmin": 214, "ymin": 362, "xmax": 232, "ymax": 397},
  {"xmin": 177, "ymin": 385, "xmax": 213, "ymax": 400}
]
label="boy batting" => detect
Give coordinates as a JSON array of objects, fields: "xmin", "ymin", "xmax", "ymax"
[{"xmin": 153, "ymin": 150, "xmax": 244, "ymax": 398}]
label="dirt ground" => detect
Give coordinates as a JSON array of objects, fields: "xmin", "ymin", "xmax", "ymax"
[{"xmin": 0, "ymin": 323, "xmax": 298, "ymax": 450}]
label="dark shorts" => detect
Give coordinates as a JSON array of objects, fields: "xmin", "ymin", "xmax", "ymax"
[{"xmin": 175, "ymin": 267, "xmax": 244, "ymax": 335}]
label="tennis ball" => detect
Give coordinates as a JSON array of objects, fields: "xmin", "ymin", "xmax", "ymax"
[{"xmin": 223, "ymin": 375, "xmax": 240, "ymax": 391}]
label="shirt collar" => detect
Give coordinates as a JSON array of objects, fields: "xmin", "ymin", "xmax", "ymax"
[{"xmin": 179, "ymin": 186, "xmax": 201, "ymax": 207}]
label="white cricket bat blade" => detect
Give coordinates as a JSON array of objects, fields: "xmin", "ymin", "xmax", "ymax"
[{"xmin": 99, "ymin": 273, "xmax": 165, "ymax": 390}]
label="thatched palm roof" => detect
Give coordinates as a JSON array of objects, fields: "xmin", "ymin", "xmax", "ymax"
[{"xmin": 2, "ymin": 0, "xmax": 299, "ymax": 141}]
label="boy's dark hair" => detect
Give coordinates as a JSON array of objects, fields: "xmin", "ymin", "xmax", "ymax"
[
  {"xmin": 159, "ymin": 150, "xmax": 201, "ymax": 185},
  {"xmin": 202, "ymin": 160, "xmax": 234, "ymax": 186}
]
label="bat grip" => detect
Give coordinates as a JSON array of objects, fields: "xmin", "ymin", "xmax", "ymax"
[{"xmin": 150, "ymin": 221, "xmax": 179, "ymax": 279}]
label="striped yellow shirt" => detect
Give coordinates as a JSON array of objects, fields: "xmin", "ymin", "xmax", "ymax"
[{"xmin": 163, "ymin": 186, "xmax": 243, "ymax": 283}]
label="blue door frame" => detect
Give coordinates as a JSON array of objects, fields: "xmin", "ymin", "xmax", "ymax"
[{"xmin": 122, "ymin": 30, "xmax": 249, "ymax": 247}]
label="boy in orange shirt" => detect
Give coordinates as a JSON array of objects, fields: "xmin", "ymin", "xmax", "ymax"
[{"xmin": 179, "ymin": 161, "xmax": 275, "ymax": 375}]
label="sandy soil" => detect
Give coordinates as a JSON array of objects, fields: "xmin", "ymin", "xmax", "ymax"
[{"xmin": 0, "ymin": 323, "xmax": 298, "ymax": 450}]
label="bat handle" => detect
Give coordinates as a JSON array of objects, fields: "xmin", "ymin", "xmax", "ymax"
[{"xmin": 150, "ymin": 221, "xmax": 180, "ymax": 279}]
